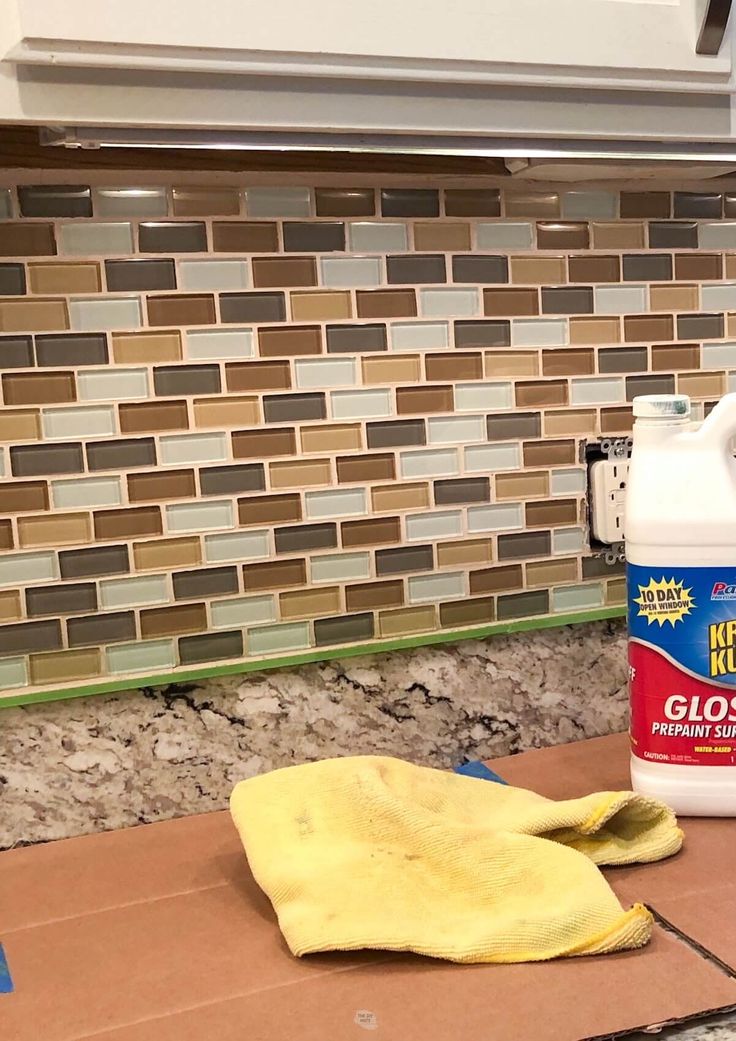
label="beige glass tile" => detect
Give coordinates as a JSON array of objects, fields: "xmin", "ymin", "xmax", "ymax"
[
  {"xmin": 371, "ymin": 483, "xmax": 429, "ymax": 512},
  {"xmin": 678, "ymin": 371, "xmax": 725, "ymax": 396},
  {"xmin": 0, "ymin": 589, "xmax": 22, "ymax": 622},
  {"xmin": 649, "ymin": 284, "xmax": 700, "ymax": 311},
  {"xmin": 544, "ymin": 409, "xmax": 597, "ymax": 435},
  {"xmin": 193, "ymin": 396, "xmax": 260, "ymax": 428},
  {"xmin": 607, "ymin": 577, "xmax": 627, "ymax": 604},
  {"xmin": 484, "ymin": 350, "xmax": 539, "ymax": 377},
  {"xmin": 414, "ymin": 222, "xmax": 471, "ymax": 251},
  {"xmin": 133, "ymin": 536, "xmax": 201, "ymax": 570},
  {"xmin": 569, "ymin": 317, "xmax": 621, "ymax": 345},
  {"xmin": 590, "ymin": 222, "xmax": 646, "ymax": 249},
  {"xmin": 600, "ymin": 406, "xmax": 634, "ymax": 434},
  {"xmin": 279, "ymin": 586, "xmax": 341, "ymax": 619},
  {"xmin": 362, "ymin": 355, "xmax": 421, "ymax": 384},
  {"xmin": 112, "ymin": 331, "xmax": 182, "ymax": 364},
  {"xmin": 0, "ymin": 409, "xmax": 41, "ymax": 441},
  {"xmin": 495, "ymin": 471, "xmax": 549, "ymax": 499},
  {"xmin": 378, "ymin": 604, "xmax": 437, "ymax": 637},
  {"xmin": 290, "ymin": 291, "xmax": 352, "ymax": 321},
  {"xmin": 526, "ymin": 558, "xmax": 579, "ymax": 586},
  {"xmin": 28, "ymin": 263, "xmax": 101, "ymax": 295},
  {"xmin": 29, "ymin": 647, "xmax": 101, "ymax": 684},
  {"xmin": 0, "ymin": 298, "xmax": 69, "ymax": 333},
  {"xmin": 18, "ymin": 512, "xmax": 92, "ymax": 547},
  {"xmin": 300, "ymin": 424, "xmax": 363, "ymax": 453},
  {"xmin": 510, "ymin": 257, "xmax": 566, "ymax": 284},
  {"xmin": 269, "ymin": 458, "xmax": 332, "ymax": 489},
  {"xmin": 436, "ymin": 538, "xmax": 492, "ymax": 566}
]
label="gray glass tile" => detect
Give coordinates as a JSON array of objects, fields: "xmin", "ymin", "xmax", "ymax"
[
  {"xmin": 387, "ymin": 255, "xmax": 446, "ymax": 284},
  {"xmin": 220, "ymin": 292, "xmax": 286, "ymax": 323},
  {"xmin": 560, "ymin": 191, "xmax": 617, "ymax": 219},
  {"xmin": 200, "ymin": 464, "xmax": 265, "ymax": 496},
  {"xmin": 497, "ymin": 589, "xmax": 550, "ymax": 620},
  {"xmin": 179, "ymin": 629, "xmax": 244, "ymax": 664},
  {"xmin": 434, "ymin": 477, "xmax": 490, "ymax": 504},
  {"xmin": 648, "ymin": 222, "xmax": 698, "ymax": 249},
  {"xmin": 86, "ymin": 437, "xmax": 157, "ymax": 471},
  {"xmin": 598, "ymin": 347, "xmax": 648, "ymax": 373},
  {"xmin": 326, "ymin": 324, "xmax": 387, "ymax": 353},
  {"xmin": 622, "ymin": 254, "xmax": 673, "ymax": 282},
  {"xmin": 0, "ymin": 618, "xmax": 62, "ymax": 655},
  {"xmin": 59, "ymin": 544, "xmax": 129, "ymax": 579},
  {"xmin": 673, "ymin": 192, "xmax": 722, "ymax": 219},
  {"xmin": 367, "ymin": 419, "xmax": 426, "ymax": 449},
  {"xmin": 497, "ymin": 531, "xmax": 552, "ymax": 560},
  {"xmin": 153, "ymin": 364, "xmax": 221, "ymax": 397},
  {"xmin": 36, "ymin": 333, "xmax": 108, "ymax": 367},
  {"xmin": 486, "ymin": 412, "xmax": 541, "ymax": 440},
  {"xmin": 283, "ymin": 222, "xmax": 345, "ymax": 252},
  {"xmin": 676, "ymin": 313, "xmax": 724, "ymax": 340},
  {"xmin": 445, "ymin": 189, "xmax": 500, "ymax": 217},
  {"xmin": 10, "ymin": 442, "xmax": 84, "ymax": 477},
  {"xmin": 274, "ymin": 523, "xmax": 338, "ymax": 554},
  {"xmin": 314, "ymin": 612, "xmax": 374, "ymax": 645},
  {"xmin": 626, "ymin": 374, "xmax": 676, "ymax": 400},
  {"xmin": 19, "ymin": 184, "xmax": 91, "ymax": 218},
  {"xmin": 67, "ymin": 612, "xmax": 136, "ymax": 647},
  {"xmin": 139, "ymin": 222, "xmax": 207, "ymax": 253},
  {"xmin": 0, "ymin": 264, "xmax": 26, "ymax": 296},
  {"xmin": 582, "ymin": 555, "xmax": 625, "ymax": 579},
  {"xmin": 172, "ymin": 566, "xmax": 238, "ymax": 600},
  {"xmin": 0, "ymin": 336, "xmax": 33, "ymax": 368},
  {"xmin": 315, "ymin": 188, "xmax": 374, "ymax": 217},
  {"xmin": 454, "ymin": 320, "xmax": 510, "ymax": 348},
  {"xmin": 541, "ymin": 287, "xmax": 594, "ymax": 314},
  {"xmin": 263, "ymin": 393, "xmax": 326, "ymax": 423},
  {"xmin": 380, "ymin": 189, "xmax": 439, "ymax": 217},
  {"xmin": 451, "ymin": 255, "xmax": 508, "ymax": 284},
  {"xmin": 105, "ymin": 259, "xmax": 176, "ymax": 292}
]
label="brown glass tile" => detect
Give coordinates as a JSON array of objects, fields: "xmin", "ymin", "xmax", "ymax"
[
  {"xmin": 36, "ymin": 333, "xmax": 108, "ymax": 368},
  {"xmin": 232, "ymin": 428, "xmax": 296, "ymax": 459},
  {"xmin": 314, "ymin": 612, "xmax": 373, "ymax": 645},
  {"xmin": 362, "ymin": 355, "xmax": 421, "ymax": 384},
  {"xmin": 626, "ymin": 374, "xmax": 676, "ymax": 400},
  {"xmin": 180, "ymin": 629, "xmax": 244, "ymax": 664},
  {"xmin": 449, "ymin": 325, "xmax": 512, "ymax": 357},
  {"xmin": 495, "ymin": 471, "xmax": 549, "ymax": 499},
  {"xmin": 60, "ymin": 544, "xmax": 129, "ymax": 579},
  {"xmin": 147, "ymin": 294, "xmax": 215, "ymax": 327},
  {"xmin": 199, "ymin": 463, "xmax": 264, "ymax": 497},
  {"xmin": 523, "ymin": 439, "xmax": 577, "ymax": 466},
  {"xmin": 0, "ymin": 298, "xmax": 69, "ymax": 333},
  {"xmin": 542, "ymin": 348, "xmax": 595, "ymax": 376},
  {"xmin": 375, "ymin": 544, "xmax": 434, "ymax": 576},
  {"xmin": 0, "ymin": 409, "xmax": 41, "ymax": 441},
  {"xmin": 11, "ymin": 442, "xmax": 83, "ymax": 477},
  {"xmin": 396, "ymin": 385, "xmax": 453, "ymax": 414},
  {"xmin": 283, "ymin": 222, "xmax": 345, "ymax": 252},
  {"xmin": 0, "ymin": 263, "xmax": 26, "ymax": 296},
  {"xmin": 724, "ymin": 194, "xmax": 736, "ymax": 217},
  {"xmin": 68, "ymin": 611, "xmax": 136, "ymax": 648},
  {"xmin": 387, "ymin": 254, "xmax": 446, "ymax": 285},
  {"xmin": 263, "ymin": 392, "xmax": 325, "ymax": 423},
  {"xmin": 649, "ymin": 222, "xmax": 698, "ymax": 249},
  {"xmin": 94, "ymin": 506, "xmax": 162, "ymax": 541},
  {"xmin": 153, "ymin": 364, "xmax": 221, "ymax": 397},
  {"xmin": 87, "ymin": 437, "xmax": 156, "ymax": 472},
  {"xmin": 356, "ymin": 289, "xmax": 417, "ymax": 319},
  {"xmin": 540, "ymin": 287, "xmax": 593, "ymax": 314},
  {"xmin": 568, "ymin": 255, "xmax": 620, "ymax": 283},
  {"xmin": 452, "ymin": 255, "xmax": 508, "ymax": 284},
  {"xmin": 346, "ymin": 580, "xmax": 403, "ymax": 611},
  {"xmin": 469, "ymin": 564, "xmax": 523, "ymax": 595},
  {"xmin": 26, "ymin": 262, "xmax": 98, "ymax": 296},
  {"xmin": 140, "ymin": 602, "xmax": 207, "ymax": 638},
  {"xmin": 620, "ymin": 191, "xmax": 670, "ymax": 218},
  {"xmin": 526, "ymin": 498, "xmax": 578, "ymax": 527},
  {"xmin": 444, "ymin": 189, "xmax": 500, "ymax": 217},
  {"xmin": 651, "ymin": 344, "xmax": 700, "ymax": 371},
  {"xmin": 623, "ymin": 314, "xmax": 674, "ymax": 342},
  {"xmin": 606, "ymin": 577, "xmax": 627, "ymax": 605},
  {"xmin": 2, "ymin": 372, "xmax": 74, "ymax": 403},
  {"xmin": 497, "ymin": 589, "xmax": 549, "ymax": 621},
  {"xmin": 0, "ymin": 590, "xmax": 22, "ymax": 623},
  {"xmin": 674, "ymin": 192, "xmax": 722, "ymax": 219},
  {"xmin": 436, "ymin": 538, "xmax": 492, "ymax": 567},
  {"xmin": 173, "ymin": 566, "xmax": 238, "ymax": 600},
  {"xmin": 139, "ymin": 222, "xmax": 207, "ymax": 253},
  {"xmin": 430, "ymin": 473, "xmax": 492, "ymax": 506},
  {"xmin": 371, "ymin": 483, "xmax": 429, "ymax": 512},
  {"xmin": 600, "ymin": 406, "xmax": 634, "ymax": 434},
  {"xmin": 425, "ymin": 352, "xmax": 483, "ymax": 381},
  {"xmin": 509, "ymin": 257, "xmax": 566, "ymax": 284},
  {"xmin": 133, "ymin": 536, "xmax": 200, "ymax": 571},
  {"xmin": 366, "ymin": 419, "xmax": 426, "ymax": 449},
  {"xmin": 0, "ymin": 618, "xmax": 62, "ymax": 655},
  {"xmin": 193, "ymin": 396, "xmax": 259, "ymax": 428},
  {"xmin": 119, "ymin": 400, "xmax": 189, "ymax": 434},
  {"xmin": 172, "ymin": 186, "xmax": 240, "ymax": 217},
  {"xmin": 221, "ymin": 292, "xmax": 286, "ymax": 324},
  {"xmin": 678, "ymin": 371, "xmax": 725, "ymax": 397},
  {"xmin": 238, "ymin": 493, "xmax": 301, "ymax": 526},
  {"xmin": 112, "ymin": 330, "xmax": 181, "ymax": 364},
  {"xmin": 380, "ymin": 188, "xmax": 438, "ymax": 217},
  {"xmin": 598, "ymin": 346, "xmax": 648, "ymax": 373},
  {"xmin": 484, "ymin": 350, "xmax": 538, "ymax": 377},
  {"xmin": 569, "ymin": 317, "xmax": 620, "ymax": 346},
  {"xmin": 0, "ymin": 481, "xmax": 48, "ymax": 513},
  {"xmin": 337, "ymin": 453, "xmax": 395, "ymax": 483},
  {"xmin": 677, "ymin": 313, "xmax": 724, "ymax": 340},
  {"xmin": 528, "ymin": 558, "xmax": 579, "ymax": 586},
  {"xmin": 243, "ymin": 558, "xmax": 306, "ymax": 591},
  {"xmin": 590, "ymin": 222, "xmax": 645, "ymax": 250},
  {"xmin": 259, "ymin": 326, "xmax": 322, "ymax": 360},
  {"xmin": 544, "ymin": 409, "xmax": 596, "ymax": 436},
  {"xmin": 675, "ymin": 253, "xmax": 722, "ymax": 280},
  {"xmin": 291, "ymin": 291, "xmax": 351, "ymax": 321},
  {"xmin": 0, "ymin": 519, "xmax": 12, "ymax": 550},
  {"xmin": 252, "ymin": 257, "xmax": 317, "ymax": 289},
  {"xmin": 105, "ymin": 259, "xmax": 175, "ymax": 292},
  {"xmin": 302, "ymin": 424, "xmax": 362, "ymax": 453},
  {"xmin": 280, "ymin": 587, "xmax": 341, "ymax": 620},
  {"xmin": 29, "ymin": 647, "xmax": 101, "ymax": 684},
  {"xmin": 0, "ymin": 223, "xmax": 56, "ymax": 257},
  {"xmin": 622, "ymin": 254, "xmax": 672, "ymax": 282},
  {"xmin": 270, "ymin": 458, "xmax": 331, "ymax": 489},
  {"xmin": 0, "ymin": 335, "xmax": 33, "ymax": 368},
  {"xmin": 17, "ymin": 511, "xmax": 90, "ymax": 548},
  {"xmin": 724, "ymin": 256, "xmax": 736, "ymax": 279},
  {"xmin": 415, "ymin": 223, "xmax": 471, "ymax": 251},
  {"xmin": 315, "ymin": 187, "xmax": 374, "ymax": 217},
  {"xmin": 326, "ymin": 324, "xmax": 387, "ymax": 354},
  {"xmin": 274, "ymin": 522, "xmax": 337, "ymax": 554},
  {"xmin": 650, "ymin": 284, "xmax": 699, "ymax": 311},
  {"xmin": 483, "ymin": 287, "xmax": 538, "ymax": 317},
  {"xmin": 226, "ymin": 359, "xmax": 291, "ymax": 391},
  {"xmin": 19, "ymin": 184, "xmax": 91, "ymax": 218},
  {"xmin": 497, "ymin": 530, "xmax": 551, "ymax": 560},
  {"xmin": 439, "ymin": 597, "xmax": 494, "ymax": 628},
  {"xmin": 128, "ymin": 469, "xmax": 196, "ymax": 502},
  {"xmin": 342, "ymin": 516, "xmax": 401, "ymax": 548},
  {"xmin": 537, "ymin": 223, "xmax": 589, "ymax": 249},
  {"xmin": 515, "ymin": 380, "xmax": 568, "ymax": 407},
  {"xmin": 212, "ymin": 222, "xmax": 278, "ymax": 253},
  {"xmin": 486, "ymin": 411, "xmax": 541, "ymax": 440},
  {"xmin": 506, "ymin": 192, "xmax": 559, "ymax": 218}
]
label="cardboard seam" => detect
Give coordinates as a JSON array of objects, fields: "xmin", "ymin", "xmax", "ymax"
[{"xmin": 648, "ymin": 905, "xmax": 736, "ymax": 979}]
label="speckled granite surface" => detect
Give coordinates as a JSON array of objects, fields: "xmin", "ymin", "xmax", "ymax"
[{"xmin": 1, "ymin": 618, "xmax": 734, "ymax": 1040}]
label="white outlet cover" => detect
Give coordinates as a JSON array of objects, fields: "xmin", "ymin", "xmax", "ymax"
[{"xmin": 589, "ymin": 457, "xmax": 629, "ymax": 544}]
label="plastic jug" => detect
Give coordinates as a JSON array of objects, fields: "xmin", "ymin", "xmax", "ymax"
[{"xmin": 626, "ymin": 392, "xmax": 736, "ymax": 815}]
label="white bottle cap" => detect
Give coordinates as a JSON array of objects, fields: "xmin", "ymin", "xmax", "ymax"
[{"xmin": 632, "ymin": 394, "xmax": 691, "ymax": 419}]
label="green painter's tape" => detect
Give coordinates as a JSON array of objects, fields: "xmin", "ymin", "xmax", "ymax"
[{"xmin": 0, "ymin": 607, "xmax": 625, "ymax": 710}]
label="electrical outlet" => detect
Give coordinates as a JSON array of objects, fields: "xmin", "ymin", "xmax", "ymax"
[{"xmin": 589, "ymin": 457, "xmax": 629, "ymax": 544}]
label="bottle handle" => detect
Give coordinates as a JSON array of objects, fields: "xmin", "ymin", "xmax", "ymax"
[{"xmin": 697, "ymin": 392, "xmax": 736, "ymax": 448}]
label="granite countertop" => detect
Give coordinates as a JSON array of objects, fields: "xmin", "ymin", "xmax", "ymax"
[{"xmin": 1, "ymin": 619, "xmax": 734, "ymax": 1039}]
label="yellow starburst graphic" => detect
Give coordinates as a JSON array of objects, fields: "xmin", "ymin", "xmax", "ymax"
[{"xmin": 634, "ymin": 576, "xmax": 695, "ymax": 626}]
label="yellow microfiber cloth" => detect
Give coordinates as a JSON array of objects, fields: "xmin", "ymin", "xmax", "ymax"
[{"xmin": 230, "ymin": 755, "xmax": 683, "ymax": 964}]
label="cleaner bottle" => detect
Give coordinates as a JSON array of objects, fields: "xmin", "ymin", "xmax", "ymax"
[{"xmin": 626, "ymin": 392, "xmax": 736, "ymax": 815}]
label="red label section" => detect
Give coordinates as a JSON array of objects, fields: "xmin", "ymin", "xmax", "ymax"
[{"xmin": 630, "ymin": 640, "xmax": 736, "ymax": 765}]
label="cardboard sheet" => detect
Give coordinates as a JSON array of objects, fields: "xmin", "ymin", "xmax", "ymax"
[{"xmin": 1, "ymin": 733, "xmax": 735, "ymax": 1041}]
